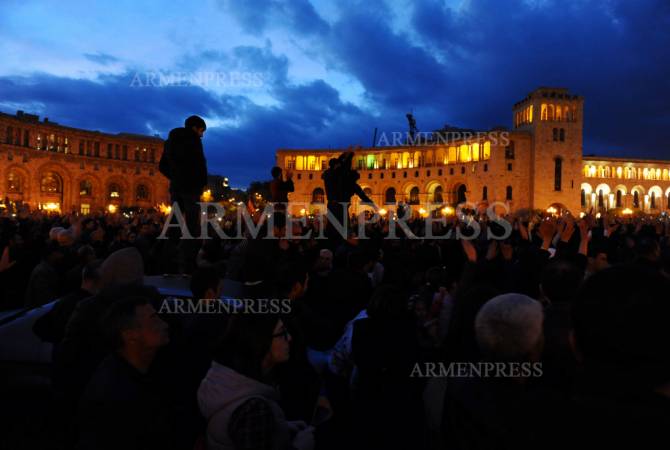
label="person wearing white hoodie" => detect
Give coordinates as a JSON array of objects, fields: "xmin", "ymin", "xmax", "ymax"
[{"xmin": 198, "ymin": 314, "xmax": 315, "ymax": 450}]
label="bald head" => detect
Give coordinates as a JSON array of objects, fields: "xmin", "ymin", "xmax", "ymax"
[{"xmin": 475, "ymin": 293, "xmax": 544, "ymax": 362}]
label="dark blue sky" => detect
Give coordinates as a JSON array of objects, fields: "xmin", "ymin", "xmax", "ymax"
[{"xmin": 1, "ymin": 0, "xmax": 669, "ymax": 187}]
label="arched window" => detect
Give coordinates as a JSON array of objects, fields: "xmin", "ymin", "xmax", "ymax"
[
  {"xmin": 136, "ymin": 184, "xmax": 149, "ymax": 201},
  {"xmin": 633, "ymin": 191, "xmax": 640, "ymax": 208},
  {"xmin": 433, "ymin": 186, "xmax": 443, "ymax": 203},
  {"xmin": 616, "ymin": 190, "xmax": 622, "ymax": 208},
  {"xmin": 384, "ymin": 187, "xmax": 396, "ymax": 204},
  {"xmin": 552, "ymin": 128, "xmax": 558, "ymax": 141},
  {"xmin": 79, "ymin": 180, "xmax": 92, "ymax": 196},
  {"xmin": 506, "ymin": 185, "xmax": 513, "ymax": 201},
  {"xmin": 7, "ymin": 171, "xmax": 22, "ymax": 193},
  {"xmin": 554, "ymin": 157, "xmax": 562, "ymax": 191},
  {"xmin": 581, "ymin": 189, "xmax": 586, "ymax": 207},
  {"xmin": 559, "ymin": 129, "xmax": 565, "ymax": 141},
  {"xmin": 482, "ymin": 186, "xmax": 488, "ymax": 201},
  {"xmin": 308, "ymin": 187, "xmax": 323, "ymax": 204},
  {"xmin": 109, "ymin": 183, "xmax": 121, "ymax": 199},
  {"xmin": 40, "ymin": 172, "xmax": 62, "ymax": 193},
  {"xmin": 457, "ymin": 185, "xmax": 467, "ymax": 204},
  {"xmin": 409, "ymin": 186, "xmax": 420, "ymax": 204}
]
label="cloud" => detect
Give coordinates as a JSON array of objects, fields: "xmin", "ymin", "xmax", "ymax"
[
  {"xmin": 83, "ymin": 52, "xmax": 120, "ymax": 66},
  {"xmin": 3, "ymin": 0, "xmax": 670, "ymax": 186},
  {"xmin": 218, "ymin": 0, "xmax": 329, "ymax": 36}
]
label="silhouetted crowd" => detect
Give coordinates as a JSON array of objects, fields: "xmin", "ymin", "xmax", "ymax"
[{"xmin": 1, "ymin": 206, "xmax": 670, "ymax": 450}]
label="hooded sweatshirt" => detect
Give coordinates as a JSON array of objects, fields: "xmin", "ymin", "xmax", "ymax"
[{"xmin": 198, "ymin": 362, "xmax": 290, "ymax": 450}]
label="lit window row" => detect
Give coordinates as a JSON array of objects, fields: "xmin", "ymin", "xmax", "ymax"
[
  {"xmin": 284, "ymin": 142, "xmax": 493, "ymax": 171},
  {"xmin": 583, "ymin": 164, "xmax": 670, "ymax": 181},
  {"xmin": 4, "ymin": 126, "xmax": 156, "ymax": 162},
  {"xmin": 514, "ymin": 105, "xmax": 533, "ymax": 127},
  {"xmin": 539, "ymin": 103, "xmax": 576, "ymax": 122}
]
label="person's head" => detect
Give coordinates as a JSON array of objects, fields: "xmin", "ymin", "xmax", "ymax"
[
  {"xmin": 475, "ymin": 293, "xmax": 544, "ymax": 363},
  {"xmin": 313, "ymin": 248, "xmax": 333, "ymax": 274},
  {"xmin": 271, "ymin": 166, "xmax": 282, "ymax": 179},
  {"xmin": 190, "ymin": 266, "xmax": 223, "ymax": 300},
  {"xmin": 540, "ymin": 259, "xmax": 584, "ymax": 304},
  {"xmin": 100, "ymin": 247, "xmax": 144, "ymax": 288},
  {"xmin": 57, "ymin": 229, "xmax": 75, "ymax": 247},
  {"xmin": 214, "ymin": 314, "xmax": 290, "ymax": 380},
  {"xmin": 185, "ymin": 115, "xmax": 206, "ymax": 138},
  {"xmin": 81, "ymin": 260, "xmax": 103, "ymax": 294},
  {"xmin": 48, "ymin": 226, "xmax": 65, "ymax": 241},
  {"xmin": 77, "ymin": 244, "xmax": 96, "ymax": 265},
  {"xmin": 367, "ymin": 284, "xmax": 409, "ymax": 320},
  {"xmin": 42, "ymin": 240, "xmax": 65, "ymax": 265},
  {"xmin": 274, "ymin": 262, "xmax": 308, "ymax": 300},
  {"xmin": 588, "ymin": 251, "xmax": 610, "ymax": 273},
  {"xmin": 635, "ymin": 236, "xmax": 661, "ymax": 263},
  {"xmin": 571, "ymin": 265, "xmax": 670, "ymax": 390},
  {"xmin": 103, "ymin": 296, "xmax": 169, "ymax": 355}
]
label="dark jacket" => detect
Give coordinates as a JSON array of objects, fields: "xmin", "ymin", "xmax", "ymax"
[
  {"xmin": 32, "ymin": 288, "xmax": 94, "ymax": 344},
  {"xmin": 24, "ymin": 260, "xmax": 61, "ymax": 308},
  {"xmin": 269, "ymin": 177, "xmax": 294, "ymax": 203},
  {"xmin": 78, "ymin": 354, "xmax": 175, "ymax": 450},
  {"xmin": 159, "ymin": 127, "xmax": 208, "ymax": 195}
]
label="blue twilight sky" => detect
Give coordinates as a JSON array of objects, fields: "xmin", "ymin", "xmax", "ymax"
[{"xmin": 1, "ymin": 0, "xmax": 669, "ymax": 187}]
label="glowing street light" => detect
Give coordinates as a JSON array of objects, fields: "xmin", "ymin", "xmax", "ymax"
[{"xmin": 441, "ymin": 206, "xmax": 455, "ymax": 216}]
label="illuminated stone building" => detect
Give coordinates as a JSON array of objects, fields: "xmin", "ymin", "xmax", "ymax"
[
  {"xmin": 276, "ymin": 87, "xmax": 670, "ymax": 216},
  {"xmin": 0, "ymin": 111, "xmax": 169, "ymax": 213}
]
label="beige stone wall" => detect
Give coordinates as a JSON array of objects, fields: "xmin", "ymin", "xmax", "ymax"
[
  {"xmin": 1, "ymin": 114, "xmax": 169, "ymax": 212},
  {"xmin": 514, "ymin": 88, "xmax": 584, "ymax": 213},
  {"xmin": 276, "ymin": 134, "xmax": 537, "ymax": 216}
]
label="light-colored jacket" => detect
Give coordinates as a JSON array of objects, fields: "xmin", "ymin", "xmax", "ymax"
[{"xmin": 198, "ymin": 362, "xmax": 289, "ymax": 450}]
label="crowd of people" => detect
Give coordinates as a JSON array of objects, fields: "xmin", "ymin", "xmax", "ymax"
[
  {"xmin": 0, "ymin": 120, "xmax": 668, "ymax": 449},
  {"xmin": 1, "ymin": 200, "xmax": 669, "ymax": 449}
]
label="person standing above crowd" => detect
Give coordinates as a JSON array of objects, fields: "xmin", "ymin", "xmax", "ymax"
[
  {"xmin": 159, "ymin": 115, "xmax": 209, "ymax": 273},
  {"xmin": 269, "ymin": 166, "xmax": 295, "ymax": 207}
]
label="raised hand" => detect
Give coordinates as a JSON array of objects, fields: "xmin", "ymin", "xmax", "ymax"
[
  {"xmin": 485, "ymin": 240, "xmax": 498, "ymax": 261},
  {"xmin": 560, "ymin": 215, "xmax": 576, "ymax": 242},
  {"xmin": 461, "ymin": 238, "xmax": 478, "ymax": 263},
  {"xmin": 500, "ymin": 241, "xmax": 514, "ymax": 261},
  {"xmin": 0, "ymin": 246, "xmax": 15, "ymax": 272}
]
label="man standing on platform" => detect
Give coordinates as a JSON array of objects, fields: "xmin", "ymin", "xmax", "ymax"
[
  {"xmin": 159, "ymin": 115, "xmax": 208, "ymax": 273},
  {"xmin": 269, "ymin": 166, "xmax": 294, "ymax": 209},
  {"xmin": 322, "ymin": 150, "xmax": 377, "ymax": 241}
]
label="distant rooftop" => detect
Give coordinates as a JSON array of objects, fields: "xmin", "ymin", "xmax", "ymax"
[{"xmin": 1, "ymin": 110, "xmax": 163, "ymax": 142}]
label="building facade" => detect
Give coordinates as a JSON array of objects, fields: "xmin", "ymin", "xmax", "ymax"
[
  {"xmin": 276, "ymin": 87, "xmax": 670, "ymax": 216},
  {"xmin": 0, "ymin": 111, "xmax": 169, "ymax": 213}
]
